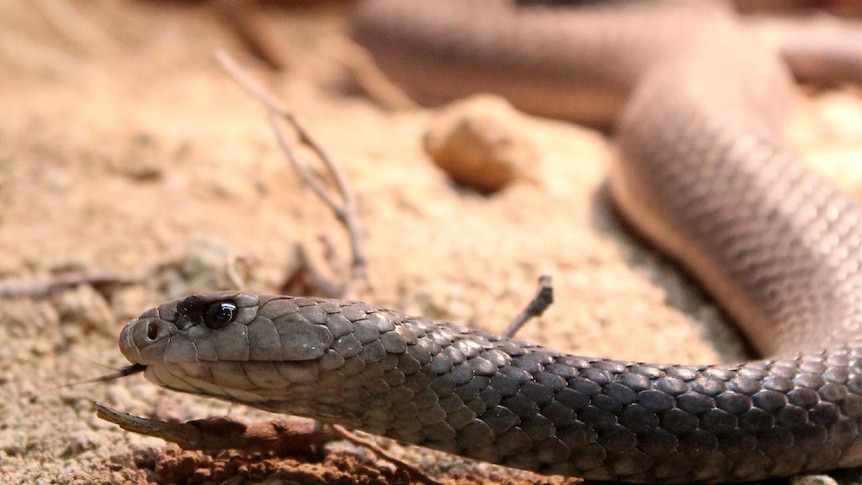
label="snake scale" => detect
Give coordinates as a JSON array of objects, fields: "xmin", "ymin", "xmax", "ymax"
[{"xmin": 117, "ymin": 1, "xmax": 862, "ymax": 482}]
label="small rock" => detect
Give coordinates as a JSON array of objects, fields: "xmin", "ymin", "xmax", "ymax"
[
  {"xmin": 112, "ymin": 132, "xmax": 164, "ymax": 181},
  {"xmin": 423, "ymin": 95, "xmax": 539, "ymax": 193}
]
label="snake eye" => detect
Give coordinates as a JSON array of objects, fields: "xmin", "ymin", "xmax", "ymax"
[{"xmin": 203, "ymin": 301, "xmax": 238, "ymax": 329}]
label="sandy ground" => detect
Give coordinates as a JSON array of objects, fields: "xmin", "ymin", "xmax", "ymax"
[{"xmin": 0, "ymin": 2, "xmax": 860, "ymax": 484}]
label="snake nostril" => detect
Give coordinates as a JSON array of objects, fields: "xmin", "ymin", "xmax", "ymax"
[{"xmin": 146, "ymin": 321, "xmax": 159, "ymax": 340}]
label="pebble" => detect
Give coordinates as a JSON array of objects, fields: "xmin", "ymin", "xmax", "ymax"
[{"xmin": 423, "ymin": 95, "xmax": 539, "ymax": 193}]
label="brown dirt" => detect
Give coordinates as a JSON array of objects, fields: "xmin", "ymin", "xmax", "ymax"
[{"xmin": 0, "ymin": 2, "xmax": 859, "ymax": 485}]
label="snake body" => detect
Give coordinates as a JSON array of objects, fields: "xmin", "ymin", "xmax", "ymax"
[{"xmin": 118, "ymin": 1, "xmax": 862, "ymax": 482}]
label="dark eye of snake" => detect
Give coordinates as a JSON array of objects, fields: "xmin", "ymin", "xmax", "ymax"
[{"xmin": 203, "ymin": 301, "xmax": 238, "ymax": 329}]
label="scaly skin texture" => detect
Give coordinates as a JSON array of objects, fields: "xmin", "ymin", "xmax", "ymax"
[
  {"xmin": 119, "ymin": 1, "xmax": 862, "ymax": 483},
  {"xmin": 121, "ymin": 292, "xmax": 861, "ymax": 483}
]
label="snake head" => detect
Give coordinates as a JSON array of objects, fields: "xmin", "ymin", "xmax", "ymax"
[
  {"xmin": 119, "ymin": 292, "xmax": 276, "ymax": 400},
  {"xmin": 117, "ymin": 292, "xmax": 377, "ymax": 407},
  {"xmin": 119, "ymin": 292, "xmax": 261, "ymax": 366}
]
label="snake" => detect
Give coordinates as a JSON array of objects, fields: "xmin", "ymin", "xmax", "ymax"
[{"xmin": 116, "ymin": 1, "xmax": 862, "ymax": 483}]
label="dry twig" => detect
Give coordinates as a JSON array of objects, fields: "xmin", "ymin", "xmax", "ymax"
[
  {"xmin": 0, "ymin": 272, "xmax": 137, "ymax": 299},
  {"xmin": 95, "ymin": 402, "xmax": 334, "ymax": 455},
  {"xmin": 214, "ymin": 50, "xmax": 367, "ymax": 298},
  {"xmin": 500, "ymin": 275, "xmax": 554, "ymax": 338},
  {"xmin": 96, "ymin": 402, "xmax": 444, "ymax": 484},
  {"xmin": 329, "ymin": 36, "xmax": 418, "ymax": 111},
  {"xmin": 213, "ymin": 0, "xmax": 290, "ymax": 71}
]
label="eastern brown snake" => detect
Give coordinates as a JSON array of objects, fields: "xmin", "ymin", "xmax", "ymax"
[{"xmin": 117, "ymin": 1, "xmax": 862, "ymax": 482}]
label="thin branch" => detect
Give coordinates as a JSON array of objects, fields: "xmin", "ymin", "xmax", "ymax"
[
  {"xmin": 96, "ymin": 403, "xmax": 445, "ymax": 484},
  {"xmin": 0, "ymin": 272, "xmax": 138, "ymax": 299},
  {"xmin": 267, "ymin": 112, "xmax": 344, "ymax": 221},
  {"xmin": 331, "ymin": 37, "xmax": 418, "ymax": 112},
  {"xmin": 214, "ymin": 49, "xmax": 367, "ymax": 296},
  {"xmin": 95, "ymin": 402, "xmax": 335, "ymax": 455},
  {"xmin": 214, "ymin": 50, "xmax": 287, "ymax": 112},
  {"xmin": 213, "ymin": 0, "xmax": 290, "ymax": 71},
  {"xmin": 500, "ymin": 275, "xmax": 554, "ymax": 338},
  {"xmin": 267, "ymin": 111, "xmax": 367, "ymax": 280}
]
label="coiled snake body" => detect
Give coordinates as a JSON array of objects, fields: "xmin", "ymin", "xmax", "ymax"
[{"xmin": 119, "ymin": 1, "xmax": 862, "ymax": 482}]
